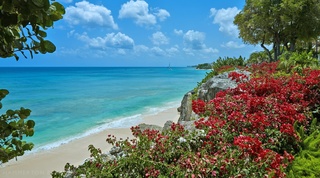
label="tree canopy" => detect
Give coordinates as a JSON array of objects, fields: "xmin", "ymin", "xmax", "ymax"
[
  {"xmin": 234, "ymin": 0, "xmax": 320, "ymax": 61},
  {"xmin": 0, "ymin": 0, "xmax": 65, "ymax": 60}
]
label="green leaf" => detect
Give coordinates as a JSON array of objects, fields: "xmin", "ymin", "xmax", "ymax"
[
  {"xmin": 52, "ymin": 2, "xmax": 66, "ymax": 15},
  {"xmin": 37, "ymin": 30, "xmax": 47, "ymax": 38},
  {"xmin": 6, "ymin": 109, "xmax": 15, "ymax": 117},
  {"xmin": 49, "ymin": 14, "xmax": 63, "ymax": 21},
  {"xmin": 9, "ymin": 121, "xmax": 17, "ymax": 128},
  {"xmin": 19, "ymin": 108, "xmax": 31, "ymax": 119},
  {"xmin": 22, "ymin": 143, "xmax": 34, "ymax": 151},
  {"xmin": 14, "ymin": 41, "xmax": 23, "ymax": 50},
  {"xmin": 26, "ymin": 120, "xmax": 35, "ymax": 128},
  {"xmin": 27, "ymin": 129, "xmax": 34, "ymax": 137},
  {"xmin": 43, "ymin": 40, "xmax": 56, "ymax": 53},
  {"xmin": 4, "ymin": 129, "xmax": 11, "ymax": 137},
  {"xmin": 12, "ymin": 131, "xmax": 19, "ymax": 137},
  {"xmin": 0, "ymin": 89, "xmax": 9, "ymax": 100}
]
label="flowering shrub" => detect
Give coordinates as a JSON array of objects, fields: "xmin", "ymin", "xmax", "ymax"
[
  {"xmin": 228, "ymin": 71, "xmax": 248, "ymax": 82},
  {"xmin": 52, "ymin": 61, "xmax": 320, "ymax": 178},
  {"xmin": 192, "ymin": 99, "xmax": 206, "ymax": 115}
]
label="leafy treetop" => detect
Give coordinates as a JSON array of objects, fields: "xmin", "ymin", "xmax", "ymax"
[
  {"xmin": 234, "ymin": 0, "xmax": 320, "ymax": 62},
  {"xmin": 0, "ymin": 0, "xmax": 65, "ymax": 60}
]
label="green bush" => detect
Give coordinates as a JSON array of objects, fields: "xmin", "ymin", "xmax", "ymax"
[
  {"xmin": 288, "ymin": 130, "xmax": 320, "ymax": 177},
  {"xmin": 278, "ymin": 51, "xmax": 320, "ymax": 74},
  {"xmin": 0, "ymin": 89, "xmax": 35, "ymax": 164},
  {"xmin": 247, "ymin": 51, "xmax": 270, "ymax": 64}
]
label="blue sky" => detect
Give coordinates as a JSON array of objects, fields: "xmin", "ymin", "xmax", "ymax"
[{"xmin": 2, "ymin": 0, "xmax": 261, "ymax": 67}]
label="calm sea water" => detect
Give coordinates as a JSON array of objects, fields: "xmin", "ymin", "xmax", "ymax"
[{"xmin": 0, "ymin": 67, "xmax": 207, "ymax": 152}]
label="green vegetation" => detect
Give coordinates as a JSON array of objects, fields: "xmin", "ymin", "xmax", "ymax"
[
  {"xmin": 0, "ymin": 89, "xmax": 35, "ymax": 163},
  {"xmin": 211, "ymin": 56, "xmax": 246, "ymax": 74},
  {"xmin": 247, "ymin": 51, "xmax": 269, "ymax": 64},
  {"xmin": 0, "ymin": 0, "xmax": 65, "ymax": 163},
  {"xmin": 195, "ymin": 63, "xmax": 212, "ymax": 69},
  {"xmin": 0, "ymin": 0, "xmax": 65, "ymax": 60},
  {"xmin": 288, "ymin": 119, "xmax": 320, "ymax": 178},
  {"xmin": 234, "ymin": 0, "xmax": 320, "ymax": 62},
  {"xmin": 278, "ymin": 51, "xmax": 320, "ymax": 74}
]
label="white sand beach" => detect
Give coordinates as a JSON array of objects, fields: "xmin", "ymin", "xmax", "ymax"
[{"xmin": 0, "ymin": 107, "xmax": 179, "ymax": 178}]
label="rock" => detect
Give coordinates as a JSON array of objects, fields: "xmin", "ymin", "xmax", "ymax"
[
  {"xmin": 109, "ymin": 146, "xmax": 122, "ymax": 156},
  {"xmin": 64, "ymin": 171, "xmax": 74, "ymax": 178},
  {"xmin": 198, "ymin": 71, "xmax": 237, "ymax": 102},
  {"xmin": 178, "ymin": 91, "xmax": 194, "ymax": 122},
  {"xmin": 101, "ymin": 153, "xmax": 116, "ymax": 162},
  {"xmin": 179, "ymin": 121, "xmax": 196, "ymax": 132},
  {"xmin": 162, "ymin": 120, "xmax": 174, "ymax": 132},
  {"xmin": 138, "ymin": 123, "xmax": 162, "ymax": 132}
]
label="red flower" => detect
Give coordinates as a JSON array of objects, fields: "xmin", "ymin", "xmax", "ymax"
[{"xmin": 192, "ymin": 99, "xmax": 206, "ymax": 114}]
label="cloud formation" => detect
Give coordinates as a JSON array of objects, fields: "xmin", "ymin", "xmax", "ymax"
[
  {"xmin": 183, "ymin": 30, "xmax": 206, "ymax": 50},
  {"xmin": 182, "ymin": 30, "xmax": 219, "ymax": 55},
  {"xmin": 155, "ymin": 9, "xmax": 170, "ymax": 21},
  {"xmin": 174, "ymin": 29, "xmax": 183, "ymax": 36},
  {"xmin": 151, "ymin": 47, "xmax": 166, "ymax": 56},
  {"xmin": 65, "ymin": 1, "xmax": 118, "ymax": 29},
  {"xmin": 76, "ymin": 32, "xmax": 134, "ymax": 49},
  {"xmin": 210, "ymin": 7, "xmax": 240, "ymax": 37},
  {"xmin": 151, "ymin": 32, "xmax": 169, "ymax": 45},
  {"xmin": 118, "ymin": 0, "xmax": 169, "ymax": 26},
  {"xmin": 221, "ymin": 41, "xmax": 245, "ymax": 49}
]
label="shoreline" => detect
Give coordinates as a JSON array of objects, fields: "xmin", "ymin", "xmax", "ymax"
[
  {"xmin": 29, "ymin": 101, "xmax": 180, "ymax": 153},
  {"xmin": 0, "ymin": 107, "xmax": 180, "ymax": 178}
]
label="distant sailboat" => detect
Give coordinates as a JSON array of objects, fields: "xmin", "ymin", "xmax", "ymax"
[{"xmin": 168, "ymin": 63, "xmax": 173, "ymax": 70}]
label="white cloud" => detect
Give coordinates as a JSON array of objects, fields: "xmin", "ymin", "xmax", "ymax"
[
  {"xmin": 151, "ymin": 32, "xmax": 169, "ymax": 45},
  {"xmin": 221, "ymin": 41, "xmax": 245, "ymax": 48},
  {"xmin": 210, "ymin": 7, "xmax": 240, "ymax": 37},
  {"xmin": 174, "ymin": 29, "xmax": 183, "ymax": 36},
  {"xmin": 203, "ymin": 47, "xmax": 219, "ymax": 53},
  {"xmin": 155, "ymin": 9, "xmax": 170, "ymax": 21},
  {"xmin": 118, "ymin": 0, "xmax": 169, "ymax": 26},
  {"xmin": 166, "ymin": 46, "xmax": 179, "ymax": 57},
  {"xmin": 183, "ymin": 30, "xmax": 206, "ymax": 50},
  {"xmin": 166, "ymin": 46, "xmax": 179, "ymax": 53},
  {"xmin": 117, "ymin": 49, "xmax": 126, "ymax": 55},
  {"xmin": 182, "ymin": 30, "xmax": 219, "ymax": 55},
  {"xmin": 134, "ymin": 45, "xmax": 149, "ymax": 54},
  {"xmin": 119, "ymin": 0, "xmax": 156, "ymax": 26},
  {"xmin": 76, "ymin": 32, "xmax": 134, "ymax": 49},
  {"xmin": 65, "ymin": 1, "xmax": 118, "ymax": 29},
  {"xmin": 67, "ymin": 30, "xmax": 75, "ymax": 38},
  {"xmin": 151, "ymin": 47, "xmax": 166, "ymax": 56}
]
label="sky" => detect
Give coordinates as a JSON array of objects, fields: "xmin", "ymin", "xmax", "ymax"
[{"xmin": 2, "ymin": 0, "xmax": 261, "ymax": 67}]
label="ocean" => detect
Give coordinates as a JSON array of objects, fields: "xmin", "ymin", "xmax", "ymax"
[{"xmin": 0, "ymin": 67, "xmax": 207, "ymax": 152}]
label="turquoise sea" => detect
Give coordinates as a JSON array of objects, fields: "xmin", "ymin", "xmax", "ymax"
[{"xmin": 0, "ymin": 67, "xmax": 207, "ymax": 152}]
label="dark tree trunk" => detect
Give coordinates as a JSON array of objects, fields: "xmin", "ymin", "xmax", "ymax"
[
  {"xmin": 261, "ymin": 43, "xmax": 273, "ymax": 62},
  {"xmin": 289, "ymin": 40, "xmax": 296, "ymax": 52},
  {"xmin": 261, "ymin": 35, "xmax": 273, "ymax": 62},
  {"xmin": 273, "ymin": 32, "xmax": 281, "ymax": 61}
]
